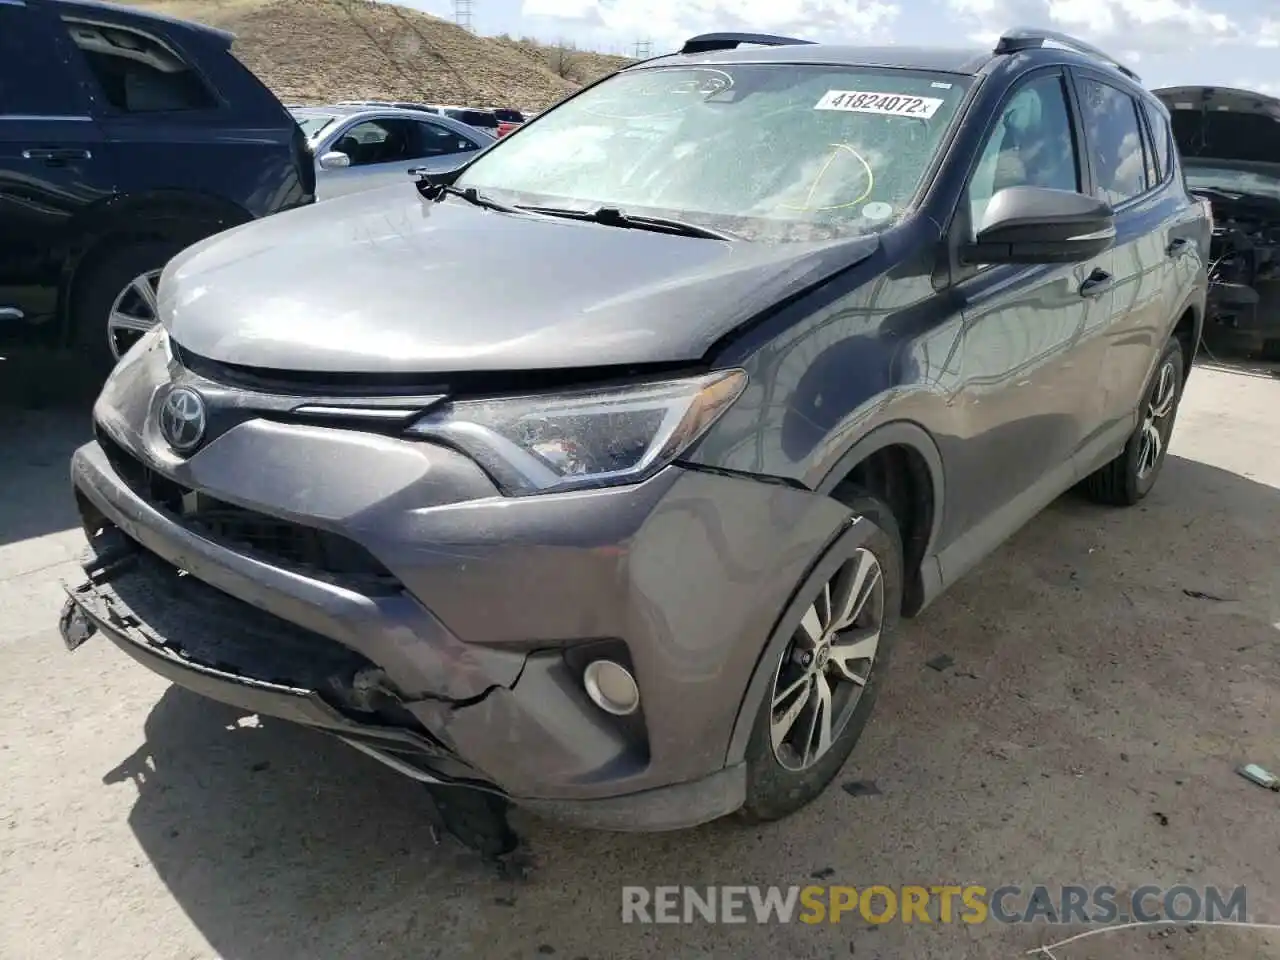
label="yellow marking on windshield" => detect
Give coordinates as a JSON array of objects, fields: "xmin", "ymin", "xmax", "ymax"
[{"xmin": 779, "ymin": 143, "xmax": 875, "ymax": 212}]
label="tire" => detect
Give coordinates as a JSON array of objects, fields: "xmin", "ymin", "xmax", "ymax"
[
  {"xmin": 71, "ymin": 239, "xmax": 185, "ymax": 374},
  {"xmin": 1081, "ymin": 335, "xmax": 1185, "ymax": 506},
  {"xmin": 738, "ymin": 491, "xmax": 903, "ymax": 823}
]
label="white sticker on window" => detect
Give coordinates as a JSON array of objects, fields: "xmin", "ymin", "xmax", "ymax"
[
  {"xmin": 815, "ymin": 90, "xmax": 945, "ymax": 118},
  {"xmin": 931, "ymin": 81, "xmax": 953, "ymax": 89},
  {"xmin": 862, "ymin": 201, "xmax": 894, "ymax": 221}
]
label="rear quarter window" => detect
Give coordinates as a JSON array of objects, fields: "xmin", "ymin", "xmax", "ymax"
[{"xmin": 62, "ymin": 17, "xmax": 218, "ymax": 113}]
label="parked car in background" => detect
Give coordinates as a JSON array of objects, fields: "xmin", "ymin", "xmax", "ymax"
[
  {"xmin": 335, "ymin": 98, "xmax": 439, "ymax": 114},
  {"xmin": 432, "ymin": 104, "xmax": 503, "ymax": 138},
  {"xmin": 0, "ymin": 0, "xmax": 313, "ymax": 369},
  {"xmin": 61, "ymin": 29, "xmax": 1207, "ymax": 851},
  {"xmin": 291, "ymin": 105, "xmax": 492, "ymax": 200},
  {"xmin": 1155, "ymin": 85, "xmax": 1280, "ymax": 359},
  {"xmin": 492, "ymin": 107, "xmax": 525, "ymax": 137}
]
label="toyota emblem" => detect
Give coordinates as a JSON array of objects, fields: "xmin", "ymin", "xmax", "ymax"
[{"xmin": 159, "ymin": 386, "xmax": 207, "ymax": 453}]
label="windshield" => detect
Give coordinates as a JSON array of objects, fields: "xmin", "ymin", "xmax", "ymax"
[
  {"xmin": 455, "ymin": 63, "xmax": 972, "ymax": 241},
  {"xmin": 293, "ymin": 114, "xmax": 336, "ymax": 140},
  {"xmin": 1185, "ymin": 162, "xmax": 1280, "ymax": 202}
]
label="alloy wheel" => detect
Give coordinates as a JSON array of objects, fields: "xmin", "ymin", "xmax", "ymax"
[
  {"xmin": 769, "ymin": 547, "xmax": 885, "ymax": 772},
  {"xmin": 1136, "ymin": 360, "xmax": 1178, "ymax": 480},
  {"xmin": 107, "ymin": 269, "xmax": 162, "ymax": 360}
]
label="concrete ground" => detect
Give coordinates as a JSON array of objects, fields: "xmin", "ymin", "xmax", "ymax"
[{"xmin": 1, "ymin": 353, "xmax": 1278, "ymax": 960}]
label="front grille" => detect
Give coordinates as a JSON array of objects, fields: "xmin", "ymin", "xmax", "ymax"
[{"xmin": 94, "ymin": 425, "xmax": 401, "ymax": 594}]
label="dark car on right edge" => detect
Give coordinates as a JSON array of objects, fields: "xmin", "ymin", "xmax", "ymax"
[
  {"xmin": 59, "ymin": 28, "xmax": 1209, "ymax": 851},
  {"xmin": 1155, "ymin": 85, "xmax": 1280, "ymax": 359}
]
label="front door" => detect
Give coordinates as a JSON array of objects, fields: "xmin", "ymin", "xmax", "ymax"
[
  {"xmin": 938, "ymin": 68, "xmax": 1110, "ymax": 584},
  {"xmin": 0, "ymin": 0, "xmax": 113, "ymax": 335}
]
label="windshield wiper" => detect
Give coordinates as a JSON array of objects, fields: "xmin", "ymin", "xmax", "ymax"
[
  {"xmin": 417, "ymin": 180, "xmax": 522, "ymax": 213},
  {"xmin": 516, "ymin": 205, "xmax": 736, "ymax": 240}
]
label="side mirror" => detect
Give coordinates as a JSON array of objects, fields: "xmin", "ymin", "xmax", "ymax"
[
  {"xmin": 318, "ymin": 150, "xmax": 350, "ymax": 170},
  {"xmin": 964, "ymin": 186, "xmax": 1116, "ymax": 265}
]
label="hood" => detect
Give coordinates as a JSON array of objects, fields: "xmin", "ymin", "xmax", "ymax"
[
  {"xmin": 1154, "ymin": 86, "xmax": 1280, "ymax": 166},
  {"xmin": 160, "ymin": 183, "xmax": 878, "ymax": 375}
]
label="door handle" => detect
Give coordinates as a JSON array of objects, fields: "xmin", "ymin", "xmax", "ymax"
[
  {"xmin": 1166, "ymin": 237, "xmax": 1191, "ymax": 257},
  {"xmin": 22, "ymin": 148, "xmax": 92, "ymax": 163},
  {"xmin": 1078, "ymin": 268, "xmax": 1113, "ymax": 298}
]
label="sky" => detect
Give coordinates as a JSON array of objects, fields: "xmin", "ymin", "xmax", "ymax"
[{"xmin": 400, "ymin": 0, "xmax": 1280, "ymax": 93}]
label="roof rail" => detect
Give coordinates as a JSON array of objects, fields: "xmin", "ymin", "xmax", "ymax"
[
  {"xmin": 994, "ymin": 27, "xmax": 1141, "ymax": 83},
  {"xmin": 680, "ymin": 32, "xmax": 815, "ymax": 55}
]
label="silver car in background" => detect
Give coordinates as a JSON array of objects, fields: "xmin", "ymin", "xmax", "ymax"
[{"xmin": 291, "ymin": 105, "xmax": 494, "ymax": 200}]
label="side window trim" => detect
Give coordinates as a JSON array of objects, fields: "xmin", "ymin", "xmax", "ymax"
[
  {"xmin": 1140, "ymin": 99, "xmax": 1173, "ymax": 186},
  {"xmin": 1138, "ymin": 101, "xmax": 1160, "ymax": 190}
]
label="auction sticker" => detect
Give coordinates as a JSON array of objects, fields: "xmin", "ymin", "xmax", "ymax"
[{"xmin": 815, "ymin": 90, "xmax": 944, "ymax": 118}]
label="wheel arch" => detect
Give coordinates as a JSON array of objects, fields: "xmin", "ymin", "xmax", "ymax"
[
  {"xmin": 56, "ymin": 190, "xmax": 253, "ymax": 344},
  {"xmin": 814, "ymin": 420, "xmax": 946, "ymax": 611}
]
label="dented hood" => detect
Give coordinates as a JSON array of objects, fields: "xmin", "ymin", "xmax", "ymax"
[{"xmin": 160, "ymin": 182, "xmax": 877, "ymax": 374}]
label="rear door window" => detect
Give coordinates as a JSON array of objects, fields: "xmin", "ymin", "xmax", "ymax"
[
  {"xmin": 61, "ymin": 17, "xmax": 218, "ymax": 113},
  {"xmin": 0, "ymin": 5, "xmax": 85, "ymax": 116},
  {"xmin": 413, "ymin": 121, "xmax": 478, "ymax": 157},
  {"xmin": 1076, "ymin": 77, "xmax": 1148, "ymax": 204}
]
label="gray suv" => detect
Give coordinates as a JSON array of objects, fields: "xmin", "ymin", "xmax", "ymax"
[{"xmin": 60, "ymin": 30, "xmax": 1209, "ymax": 853}]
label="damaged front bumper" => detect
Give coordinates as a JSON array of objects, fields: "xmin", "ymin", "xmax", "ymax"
[{"xmin": 60, "ymin": 521, "xmax": 750, "ymax": 831}]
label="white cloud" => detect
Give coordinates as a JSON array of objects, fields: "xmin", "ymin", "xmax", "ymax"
[
  {"xmin": 520, "ymin": 0, "xmax": 900, "ymax": 51},
  {"xmin": 1259, "ymin": 19, "xmax": 1280, "ymax": 48},
  {"xmin": 947, "ymin": 0, "xmax": 1242, "ymax": 56}
]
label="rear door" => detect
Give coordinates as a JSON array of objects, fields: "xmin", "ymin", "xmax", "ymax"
[
  {"xmin": 1067, "ymin": 69, "xmax": 1188, "ymax": 463},
  {"xmin": 0, "ymin": 0, "xmax": 113, "ymax": 333}
]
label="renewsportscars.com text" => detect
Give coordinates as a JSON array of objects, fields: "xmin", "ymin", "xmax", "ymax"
[{"xmin": 621, "ymin": 884, "xmax": 1248, "ymax": 925}]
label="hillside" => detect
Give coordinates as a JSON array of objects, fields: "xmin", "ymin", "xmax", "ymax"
[{"xmin": 125, "ymin": 0, "xmax": 632, "ymax": 110}]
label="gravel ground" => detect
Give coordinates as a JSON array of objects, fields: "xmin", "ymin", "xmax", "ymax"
[{"xmin": 1, "ymin": 354, "xmax": 1278, "ymax": 960}]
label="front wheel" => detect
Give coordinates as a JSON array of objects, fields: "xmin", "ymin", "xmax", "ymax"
[
  {"xmin": 1082, "ymin": 335, "xmax": 1185, "ymax": 506},
  {"xmin": 739, "ymin": 492, "xmax": 903, "ymax": 823}
]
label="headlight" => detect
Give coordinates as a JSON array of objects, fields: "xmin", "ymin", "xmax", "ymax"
[{"xmin": 405, "ymin": 369, "xmax": 747, "ymax": 495}]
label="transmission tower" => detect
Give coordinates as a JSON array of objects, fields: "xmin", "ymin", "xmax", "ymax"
[
  {"xmin": 453, "ymin": 0, "xmax": 473, "ymax": 32},
  {"xmin": 633, "ymin": 39, "xmax": 652, "ymax": 58}
]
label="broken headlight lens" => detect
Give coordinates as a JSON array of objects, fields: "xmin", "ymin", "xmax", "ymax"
[{"xmin": 405, "ymin": 369, "xmax": 747, "ymax": 495}]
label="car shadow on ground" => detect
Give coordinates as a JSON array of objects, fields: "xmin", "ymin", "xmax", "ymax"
[
  {"xmin": 107, "ymin": 452, "xmax": 1280, "ymax": 960},
  {"xmin": 0, "ymin": 353, "xmax": 101, "ymax": 549}
]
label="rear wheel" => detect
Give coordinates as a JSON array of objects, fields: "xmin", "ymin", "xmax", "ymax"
[
  {"xmin": 739, "ymin": 492, "xmax": 902, "ymax": 823},
  {"xmin": 1082, "ymin": 335, "xmax": 1185, "ymax": 506},
  {"xmin": 71, "ymin": 239, "xmax": 184, "ymax": 373}
]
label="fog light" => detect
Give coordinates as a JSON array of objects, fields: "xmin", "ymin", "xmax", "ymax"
[{"xmin": 582, "ymin": 659, "xmax": 640, "ymax": 716}]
